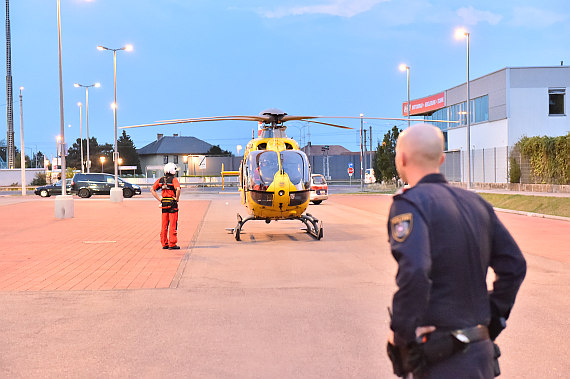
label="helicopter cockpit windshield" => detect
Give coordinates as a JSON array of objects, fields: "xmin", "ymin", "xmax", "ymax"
[
  {"xmin": 280, "ymin": 150, "xmax": 310, "ymax": 190},
  {"xmin": 247, "ymin": 150, "xmax": 279, "ymax": 191}
]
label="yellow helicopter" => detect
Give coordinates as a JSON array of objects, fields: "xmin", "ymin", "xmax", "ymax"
[{"xmin": 121, "ymin": 108, "xmax": 449, "ymax": 241}]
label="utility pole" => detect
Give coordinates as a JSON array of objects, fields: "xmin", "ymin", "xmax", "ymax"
[{"xmin": 5, "ymin": 0, "xmax": 15, "ymax": 168}]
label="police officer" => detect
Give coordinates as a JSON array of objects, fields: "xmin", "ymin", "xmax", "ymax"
[
  {"xmin": 151, "ymin": 163, "xmax": 182, "ymax": 250},
  {"xmin": 386, "ymin": 124, "xmax": 526, "ymax": 378}
]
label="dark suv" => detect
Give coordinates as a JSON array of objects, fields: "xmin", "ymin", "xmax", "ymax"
[{"xmin": 70, "ymin": 173, "xmax": 142, "ymax": 198}]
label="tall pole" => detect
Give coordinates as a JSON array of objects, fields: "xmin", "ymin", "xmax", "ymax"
[
  {"xmin": 369, "ymin": 126, "xmax": 372, "ymax": 170},
  {"xmin": 98, "ymin": 44, "xmax": 132, "ymax": 202},
  {"xmin": 5, "ymin": 0, "xmax": 14, "ymax": 168},
  {"xmin": 113, "ymin": 50, "xmax": 118, "ymax": 189},
  {"xmin": 19, "ymin": 86, "xmax": 24, "ymax": 195},
  {"xmin": 399, "ymin": 64, "xmax": 410, "ymax": 128},
  {"xmin": 466, "ymin": 32, "xmax": 471, "ymax": 189},
  {"xmin": 360, "ymin": 113, "xmax": 363, "ymax": 192},
  {"xmin": 78, "ymin": 102, "xmax": 83, "ymax": 173},
  {"xmin": 57, "ymin": 0, "xmax": 66, "ymax": 195},
  {"xmin": 86, "ymin": 87, "xmax": 90, "ymax": 172},
  {"xmin": 75, "ymin": 83, "xmax": 99, "ymax": 173},
  {"xmin": 406, "ymin": 66, "xmax": 410, "ymax": 128}
]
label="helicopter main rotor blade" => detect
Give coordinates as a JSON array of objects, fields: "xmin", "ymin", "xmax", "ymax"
[
  {"xmin": 304, "ymin": 120, "xmax": 353, "ymax": 129},
  {"xmin": 314, "ymin": 116, "xmax": 458, "ymax": 124},
  {"xmin": 121, "ymin": 116, "xmax": 270, "ymax": 129},
  {"xmin": 155, "ymin": 115, "xmax": 269, "ymax": 123}
]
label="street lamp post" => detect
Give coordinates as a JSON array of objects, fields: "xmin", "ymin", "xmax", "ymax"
[
  {"xmin": 97, "ymin": 44, "xmax": 133, "ymax": 202},
  {"xmin": 77, "ymin": 102, "xmax": 83, "ymax": 172},
  {"xmin": 18, "ymin": 86, "xmax": 25, "ymax": 195},
  {"xmin": 360, "ymin": 113, "xmax": 364, "ymax": 192},
  {"xmin": 100, "ymin": 156, "xmax": 105, "ymax": 173},
  {"xmin": 456, "ymin": 28, "xmax": 471, "ymax": 189},
  {"xmin": 399, "ymin": 64, "xmax": 410, "ymax": 128},
  {"xmin": 53, "ymin": 0, "xmax": 74, "ymax": 218},
  {"xmin": 74, "ymin": 82, "xmax": 100, "ymax": 173}
]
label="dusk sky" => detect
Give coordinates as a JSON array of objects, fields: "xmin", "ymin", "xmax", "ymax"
[{"xmin": 3, "ymin": 0, "xmax": 569, "ymax": 160}]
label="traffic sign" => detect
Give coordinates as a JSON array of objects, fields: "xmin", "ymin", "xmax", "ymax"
[
  {"xmin": 348, "ymin": 167, "xmax": 354, "ymax": 176},
  {"xmin": 348, "ymin": 163, "xmax": 353, "ymax": 169}
]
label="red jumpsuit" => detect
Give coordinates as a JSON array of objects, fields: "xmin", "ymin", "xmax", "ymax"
[{"xmin": 152, "ymin": 176, "xmax": 181, "ymax": 248}]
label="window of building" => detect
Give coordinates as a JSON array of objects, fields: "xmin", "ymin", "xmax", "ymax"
[
  {"xmin": 549, "ymin": 88, "xmax": 565, "ymax": 115},
  {"xmin": 163, "ymin": 155, "xmax": 168, "ymax": 164},
  {"xmin": 173, "ymin": 155, "xmax": 178, "ymax": 164}
]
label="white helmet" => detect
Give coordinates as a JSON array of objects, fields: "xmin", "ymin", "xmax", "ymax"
[{"xmin": 164, "ymin": 162, "xmax": 178, "ymax": 175}]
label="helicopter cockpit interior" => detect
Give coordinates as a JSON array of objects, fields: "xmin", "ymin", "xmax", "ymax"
[{"xmin": 245, "ymin": 150, "xmax": 310, "ymax": 192}]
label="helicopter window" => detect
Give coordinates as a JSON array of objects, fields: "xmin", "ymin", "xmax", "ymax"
[
  {"xmin": 259, "ymin": 128, "xmax": 287, "ymax": 139},
  {"xmin": 285, "ymin": 143, "xmax": 293, "ymax": 150},
  {"xmin": 247, "ymin": 151, "xmax": 279, "ymax": 190},
  {"xmin": 257, "ymin": 143, "xmax": 267, "ymax": 150},
  {"xmin": 280, "ymin": 150, "xmax": 310, "ymax": 190}
]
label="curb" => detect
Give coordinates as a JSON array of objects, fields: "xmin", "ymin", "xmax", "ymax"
[{"xmin": 493, "ymin": 207, "xmax": 570, "ymax": 222}]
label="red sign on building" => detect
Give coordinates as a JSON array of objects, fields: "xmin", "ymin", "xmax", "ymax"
[{"xmin": 402, "ymin": 92, "xmax": 446, "ymax": 116}]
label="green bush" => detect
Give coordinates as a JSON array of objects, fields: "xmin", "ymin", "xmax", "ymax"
[
  {"xmin": 31, "ymin": 172, "xmax": 47, "ymax": 186},
  {"xmin": 509, "ymin": 156, "xmax": 520, "ymax": 183},
  {"xmin": 516, "ymin": 133, "xmax": 569, "ymax": 184}
]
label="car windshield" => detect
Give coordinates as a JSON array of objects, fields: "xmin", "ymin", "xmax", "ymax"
[
  {"xmin": 312, "ymin": 175, "xmax": 326, "ymax": 185},
  {"xmin": 281, "ymin": 150, "xmax": 310, "ymax": 190},
  {"xmin": 247, "ymin": 150, "xmax": 279, "ymax": 190}
]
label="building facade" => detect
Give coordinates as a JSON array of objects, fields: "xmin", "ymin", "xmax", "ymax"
[{"xmin": 405, "ymin": 66, "xmax": 569, "ymax": 183}]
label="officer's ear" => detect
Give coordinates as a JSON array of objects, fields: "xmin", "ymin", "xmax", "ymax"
[{"xmin": 438, "ymin": 153, "xmax": 445, "ymax": 166}]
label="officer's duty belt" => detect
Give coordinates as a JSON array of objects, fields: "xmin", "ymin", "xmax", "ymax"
[{"xmin": 449, "ymin": 324, "xmax": 489, "ymax": 344}]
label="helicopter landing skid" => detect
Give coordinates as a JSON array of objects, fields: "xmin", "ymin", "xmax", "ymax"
[
  {"xmin": 300, "ymin": 213, "xmax": 324, "ymax": 240},
  {"xmin": 231, "ymin": 213, "xmax": 323, "ymax": 241}
]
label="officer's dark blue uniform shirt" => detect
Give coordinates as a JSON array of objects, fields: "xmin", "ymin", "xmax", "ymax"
[{"xmin": 388, "ymin": 173, "xmax": 526, "ymax": 346}]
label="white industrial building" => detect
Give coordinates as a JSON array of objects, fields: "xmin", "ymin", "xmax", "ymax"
[{"xmin": 406, "ymin": 66, "xmax": 569, "ymax": 183}]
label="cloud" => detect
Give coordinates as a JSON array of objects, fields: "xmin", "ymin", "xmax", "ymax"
[
  {"xmin": 456, "ymin": 6, "xmax": 502, "ymax": 26},
  {"xmin": 511, "ymin": 6, "xmax": 568, "ymax": 28},
  {"xmin": 260, "ymin": 0, "xmax": 389, "ymax": 18}
]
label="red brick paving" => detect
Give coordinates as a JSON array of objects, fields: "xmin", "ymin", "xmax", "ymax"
[{"xmin": 0, "ymin": 199, "xmax": 209, "ymax": 291}]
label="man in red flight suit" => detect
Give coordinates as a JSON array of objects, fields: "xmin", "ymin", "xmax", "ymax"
[{"xmin": 151, "ymin": 162, "xmax": 182, "ymax": 250}]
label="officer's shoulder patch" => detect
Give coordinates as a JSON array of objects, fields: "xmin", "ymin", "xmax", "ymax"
[{"xmin": 390, "ymin": 213, "xmax": 413, "ymax": 242}]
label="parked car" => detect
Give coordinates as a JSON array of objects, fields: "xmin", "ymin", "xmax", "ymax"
[
  {"xmin": 34, "ymin": 179, "xmax": 72, "ymax": 197},
  {"xmin": 309, "ymin": 174, "xmax": 328, "ymax": 205},
  {"xmin": 364, "ymin": 168, "xmax": 376, "ymax": 184},
  {"xmin": 70, "ymin": 173, "xmax": 142, "ymax": 198}
]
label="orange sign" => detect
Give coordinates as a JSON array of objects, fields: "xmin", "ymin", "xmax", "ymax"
[{"xmin": 403, "ymin": 92, "xmax": 445, "ymax": 116}]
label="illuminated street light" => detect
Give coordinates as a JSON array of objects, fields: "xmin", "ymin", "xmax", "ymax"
[
  {"xmin": 97, "ymin": 44, "xmax": 133, "ymax": 202},
  {"xmin": 399, "ymin": 64, "xmax": 410, "ymax": 128},
  {"xmin": 18, "ymin": 86, "xmax": 25, "ymax": 195},
  {"xmin": 74, "ymin": 82, "xmax": 100, "ymax": 173},
  {"xmin": 455, "ymin": 27, "xmax": 471, "ymax": 189},
  {"xmin": 100, "ymin": 156, "xmax": 106, "ymax": 173}
]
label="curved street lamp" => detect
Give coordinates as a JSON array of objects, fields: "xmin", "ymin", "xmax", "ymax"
[{"xmin": 97, "ymin": 44, "xmax": 133, "ymax": 202}]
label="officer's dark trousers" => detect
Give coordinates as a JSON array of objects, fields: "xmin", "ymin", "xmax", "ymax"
[{"xmin": 418, "ymin": 340, "xmax": 495, "ymax": 379}]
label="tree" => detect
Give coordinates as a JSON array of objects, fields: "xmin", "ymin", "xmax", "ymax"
[
  {"xmin": 207, "ymin": 145, "xmax": 232, "ymax": 156},
  {"xmin": 118, "ymin": 130, "xmax": 142, "ymax": 173},
  {"xmin": 66, "ymin": 137, "xmax": 113, "ymax": 172},
  {"xmin": 373, "ymin": 126, "xmax": 401, "ymax": 183}
]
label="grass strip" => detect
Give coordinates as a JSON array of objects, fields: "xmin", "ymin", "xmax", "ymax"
[{"xmin": 478, "ymin": 193, "xmax": 570, "ymax": 218}]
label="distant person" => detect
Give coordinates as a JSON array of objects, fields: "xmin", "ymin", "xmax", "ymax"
[
  {"xmin": 151, "ymin": 163, "xmax": 182, "ymax": 250},
  {"xmin": 386, "ymin": 123, "xmax": 526, "ymax": 378}
]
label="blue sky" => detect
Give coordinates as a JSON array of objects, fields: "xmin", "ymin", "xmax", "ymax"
[{"xmin": 3, "ymin": 0, "xmax": 569, "ymax": 159}]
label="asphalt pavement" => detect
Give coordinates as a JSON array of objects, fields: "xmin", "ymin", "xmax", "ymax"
[{"xmin": 0, "ymin": 190, "xmax": 568, "ymax": 378}]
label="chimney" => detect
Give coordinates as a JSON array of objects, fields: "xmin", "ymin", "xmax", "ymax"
[{"xmin": 157, "ymin": 133, "xmax": 163, "ymax": 141}]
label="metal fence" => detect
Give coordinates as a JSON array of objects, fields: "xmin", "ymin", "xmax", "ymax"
[{"xmin": 442, "ymin": 147, "xmax": 510, "ymax": 184}]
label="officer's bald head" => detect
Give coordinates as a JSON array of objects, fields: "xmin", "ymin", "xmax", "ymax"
[{"xmin": 395, "ymin": 123, "xmax": 445, "ymax": 185}]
